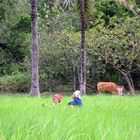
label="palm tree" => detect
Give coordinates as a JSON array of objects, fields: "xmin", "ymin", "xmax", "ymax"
[
  {"xmin": 63, "ymin": 0, "xmax": 92, "ymax": 95},
  {"xmin": 79, "ymin": 0, "xmax": 86, "ymax": 95},
  {"xmin": 63, "ymin": 0, "xmax": 138, "ymax": 95},
  {"xmin": 30, "ymin": 0, "xmax": 40, "ymax": 96}
]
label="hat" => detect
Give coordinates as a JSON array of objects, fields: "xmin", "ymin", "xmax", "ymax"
[
  {"xmin": 52, "ymin": 94, "xmax": 62, "ymax": 103},
  {"xmin": 73, "ymin": 90, "xmax": 82, "ymax": 99}
]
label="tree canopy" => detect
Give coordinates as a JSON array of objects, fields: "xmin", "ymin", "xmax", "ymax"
[{"xmin": 0, "ymin": 0, "xmax": 139, "ymax": 94}]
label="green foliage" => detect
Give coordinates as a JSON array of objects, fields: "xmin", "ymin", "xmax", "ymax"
[
  {"xmin": 39, "ymin": 30, "xmax": 81, "ymax": 91},
  {"xmin": 0, "ymin": 0, "xmax": 30, "ymax": 42},
  {"xmin": 136, "ymin": 0, "xmax": 140, "ymax": 8},
  {"xmin": 0, "ymin": 48, "xmax": 11, "ymax": 75},
  {"xmin": 88, "ymin": 17, "xmax": 140, "ymax": 90},
  {"xmin": 11, "ymin": 15, "xmax": 31, "ymax": 32},
  {"xmin": 7, "ymin": 15, "xmax": 31, "ymax": 62},
  {"xmin": 37, "ymin": 15, "xmax": 140, "ymax": 92},
  {"xmin": 0, "ymin": 0, "xmax": 31, "ymax": 76},
  {"xmin": 8, "ymin": 33, "xmax": 31, "ymax": 62},
  {"xmin": 0, "ymin": 73, "xmax": 31, "ymax": 92},
  {"xmin": 0, "ymin": 47, "xmax": 21, "ymax": 76},
  {"xmin": 0, "ymin": 0, "xmax": 140, "ymax": 93},
  {"xmin": 93, "ymin": 0, "xmax": 131, "ymax": 28},
  {"xmin": 93, "ymin": 17, "xmax": 140, "ymax": 72}
]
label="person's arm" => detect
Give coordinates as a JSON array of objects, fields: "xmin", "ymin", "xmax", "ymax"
[{"xmin": 67, "ymin": 100, "xmax": 77, "ymax": 105}]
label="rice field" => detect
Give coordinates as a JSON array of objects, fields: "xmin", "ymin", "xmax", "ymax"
[{"xmin": 0, "ymin": 94, "xmax": 140, "ymax": 140}]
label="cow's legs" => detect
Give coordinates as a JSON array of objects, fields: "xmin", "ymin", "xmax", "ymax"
[
  {"xmin": 112, "ymin": 91, "xmax": 117, "ymax": 95},
  {"xmin": 97, "ymin": 86, "xmax": 102, "ymax": 95}
]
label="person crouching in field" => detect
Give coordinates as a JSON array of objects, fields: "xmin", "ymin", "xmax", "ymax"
[
  {"xmin": 52, "ymin": 94, "xmax": 62, "ymax": 105},
  {"xmin": 67, "ymin": 90, "xmax": 83, "ymax": 106},
  {"xmin": 42, "ymin": 94, "xmax": 62, "ymax": 107}
]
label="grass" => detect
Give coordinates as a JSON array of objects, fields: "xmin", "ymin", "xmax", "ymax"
[{"xmin": 0, "ymin": 94, "xmax": 140, "ymax": 140}]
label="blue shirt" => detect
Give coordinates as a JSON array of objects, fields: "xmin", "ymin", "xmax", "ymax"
[{"xmin": 67, "ymin": 98, "xmax": 83, "ymax": 106}]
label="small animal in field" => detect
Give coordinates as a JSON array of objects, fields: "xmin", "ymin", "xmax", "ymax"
[{"xmin": 97, "ymin": 82, "xmax": 124, "ymax": 95}]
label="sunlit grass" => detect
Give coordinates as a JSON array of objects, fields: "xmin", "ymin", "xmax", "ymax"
[{"xmin": 0, "ymin": 95, "xmax": 140, "ymax": 140}]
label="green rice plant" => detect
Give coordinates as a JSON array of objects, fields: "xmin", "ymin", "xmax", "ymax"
[{"xmin": 0, "ymin": 95, "xmax": 140, "ymax": 140}]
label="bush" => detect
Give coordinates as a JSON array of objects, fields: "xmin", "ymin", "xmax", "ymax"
[{"xmin": 0, "ymin": 72, "xmax": 31, "ymax": 93}]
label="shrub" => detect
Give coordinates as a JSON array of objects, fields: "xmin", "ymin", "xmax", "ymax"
[{"xmin": 0, "ymin": 72, "xmax": 31, "ymax": 93}]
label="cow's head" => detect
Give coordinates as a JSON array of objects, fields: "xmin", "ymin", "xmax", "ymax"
[{"xmin": 117, "ymin": 86, "xmax": 124, "ymax": 96}]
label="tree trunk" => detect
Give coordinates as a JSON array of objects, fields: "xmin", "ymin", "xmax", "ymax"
[
  {"xmin": 73, "ymin": 66, "xmax": 76, "ymax": 91},
  {"xmin": 123, "ymin": 73, "xmax": 135, "ymax": 95},
  {"xmin": 79, "ymin": 0, "xmax": 86, "ymax": 95},
  {"xmin": 73, "ymin": 67, "xmax": 79, "ymax": 91},
  {"xmin": 30, "ymin": 0, "xmax": 40, "ymax": 96},
  {"xmin": 109, "ymin": 63, "xmax": 135, "ymax": 95}
]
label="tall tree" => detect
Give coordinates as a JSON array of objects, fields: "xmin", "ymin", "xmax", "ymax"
[
  {"xmin": 79, "ymin": 0, "xmax": 86, "ymax": 94},
  {"xmin": 63, "ymin": 0, "xmax": 138, "ymax": 95},
  {"xmin": 93, "ymin": 17, "xmax": 140, "ymax": 95},
  {"xmin": 63, "ymin": 0, "xmax": 92, "ymax": 95},
  {"xmin": 30, "ymin": 0, "xmax": 40, "ymax": 96}
]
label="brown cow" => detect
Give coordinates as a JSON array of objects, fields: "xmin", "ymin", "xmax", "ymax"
[{"xmin": 97, "ymin": 82, "xmax": 124, "ymax": 95}]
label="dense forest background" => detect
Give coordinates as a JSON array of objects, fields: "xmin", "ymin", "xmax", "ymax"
[{"xmin": 0, "ymin": 0, "xmax": 140, "ymax": 94}]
